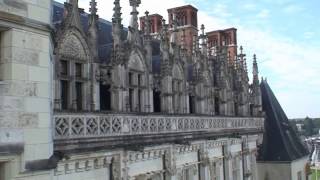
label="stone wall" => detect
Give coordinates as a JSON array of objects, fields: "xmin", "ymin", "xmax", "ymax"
[
  {"xmin": 0, "ymin": 0, "xmax": 53, "ymax": 179},
  {"xmin": 52, "ymin": 137, "xmax": 259, "ymax": 180},
  {"xmin": 291, "ymin": 156, "xmax": 308, "ymax": 180}
]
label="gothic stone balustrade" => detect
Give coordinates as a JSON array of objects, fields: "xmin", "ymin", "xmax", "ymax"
[{"xmin": 53, "ymin": 113, "xmax": 264, "ymax": 153}]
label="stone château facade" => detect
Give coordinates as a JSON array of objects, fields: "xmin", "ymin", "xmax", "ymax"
[{"xmin": 0, "ymin": 0, "xmax": 264, "ymax": 180}]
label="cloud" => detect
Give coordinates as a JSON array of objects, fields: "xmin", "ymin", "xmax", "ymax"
[
  {"xmin": 303, "ymin": 31, "xmax": 315, "ymax": 39},
  {"xmin": 256, "ymin": 9, "xmax": 270, "ymax": 19},
  {"xmin": 283, "ymin": 4, "xmax": 304, "ymax": 14},
  {"xmin": 243, "ymin": 3, "xmax": 257, "ymax": 11}
]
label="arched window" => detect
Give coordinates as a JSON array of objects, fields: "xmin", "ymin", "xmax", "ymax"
[
  {"xmin": 127, "ymin": 51, "xmax": 147, "ymax": 112},
  {"xmin": 56, "ymin": 33, "xmax": 90, "ymax": 111}
]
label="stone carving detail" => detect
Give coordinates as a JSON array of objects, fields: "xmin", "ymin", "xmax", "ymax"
[
  {"xmin": 87, "ymin": 117, "xmax": 98, "ymax": 135},
  {"xmin": 54, "ymin": 156, "xmax": 113, "ymax": 176},
  {"xmin": 55, "ymin": 117, "xmax": 69, "ymax": 136},
  {"xmin": 54, "ymin": 114, "xmax": 264, "ymax": 139},
  {"xmin": 100, "ymin": 117, "xmax": 112, "ymax": 134},
  {"xmin": 199, "ymin": 148, "xmax": 210, "ymax": 166},
  {"xmin": 71, "ymin": 117, "xmax": 84, "ymax": 135},
  {"xmin": 164, "ymin": 149, "xmax": 177, "ymax": 176},
  {"xmin": 60, "ymin": 34, "xmax": 87, "ymax": 61}
]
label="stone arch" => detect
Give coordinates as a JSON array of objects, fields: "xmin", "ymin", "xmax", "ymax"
[
  {"xmin": 57, "ymin": 27, "xmax": 91, "ymax": 61},
  {"xmin": 128, "ymin": 49, "xmax": 147, "ymax": 72},
  {"xmin": 54, "ymin": 27, "xmax": 91, "ymax": 111},
  {"xmin": 127, "ymin": 49, "xmax": 147, "ymax": 112}
]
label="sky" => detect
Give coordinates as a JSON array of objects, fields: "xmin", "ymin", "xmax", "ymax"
[{"xmin": 56, "ymin": 0, "xmax": 320, "ymax": 118}]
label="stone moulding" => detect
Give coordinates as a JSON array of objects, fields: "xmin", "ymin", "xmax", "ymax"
[{"xmin": 53, "ymin": 113, "xmax": 264, "ymax": 139}]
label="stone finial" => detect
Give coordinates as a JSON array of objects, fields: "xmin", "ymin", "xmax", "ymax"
[
  {"xmin": 200, "ymin": 24, "xmax": 207, "ymax": 55},
  {"xmin": 129, "ymin": 0, "xmax": 141, "ymax": 7},
  {"xmin": 112, "ymin": 0, "xmax": 122, "ymax": 25},
  {"xmin": 170, "ymin": 12, "xmax": 178, "ymax": 46},
  {"xmin": 129, "ymin": 0, "xmax": 141, "ymax": 30},
  {"xmin": 144, "ymin": 11, "xmax": 151, "ymax": 35},
  {"xmin": 201, "ymin": 24, "xmax": 205, "ymax": 36},
  {"xmin": 127, "ymin": 0, "xmax": 141, "ymax": 44},
  {"xmin": 89, "ymin": 0, "xmax": 97, "ymax": 15},
  {"xmin": 88, "ymin": 0, "xmax": 99, "ymax": 61}
]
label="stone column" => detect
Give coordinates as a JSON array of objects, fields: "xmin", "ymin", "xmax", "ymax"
[{"xmin": 70, "ymin": 62, "xmax": 77, "ymax": 110}]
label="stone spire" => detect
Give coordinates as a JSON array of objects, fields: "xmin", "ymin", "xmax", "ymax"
[
  {"xmin": 239, "ymin": 46, "xmax": 244, "ymax": 63},
  {"xmin": 112, "ymin": 0, "xmax": 123, "ymax": 47},
  {"xmin": 253, "ymin": 54, "xmax": 259, "ymax": 84},
  {"xmin": 143, "ymin": 11, "xmax": 151, "ymax": 35},
  {"xmin": 88, "ymin": 0, "xmax": 99, "ymax": 61},
  {"xmin": 200, "ymin": 24, "xmax": 207, "ymax": 55},
  {"xmin": 192, "ymin": 35, "xmax": 199, "ymax": 56},
  {"xmin": 144, "ymin": 11, "xmax": 153, "ymax": 72},
  {"xmin": 244, "ymin": 58, "xmax": 248, "ymax": 73},
  {"xmin": 65, "ymin": 0, "xmax": 83, "ymax": 33},
  {"xmin": 127, "ymin": 0, "xmax": 141, "ymax": 45},
  {"xmin": 160, "ymin": 19, "xmax": 171, "ymax": 76},
  {"xmin": 170, "ymin": 12, "xmax": 178, "ymax": 54}
]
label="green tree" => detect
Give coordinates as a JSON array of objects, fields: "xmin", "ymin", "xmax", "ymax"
[{"xmin": 304, "ymin": 117, "xmax": 315, "ymax": 136}]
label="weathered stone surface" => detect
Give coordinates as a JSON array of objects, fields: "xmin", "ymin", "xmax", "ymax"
[
  {"xmin": 1, "ymin": 47, "xmax": 40, "ymax": 65},
  {"xmin": 3, "ymin": 0, "xmax": 28, "ymax": 10},
  {"xmin": 0, "ymin": 81, "xmax": 37, "ymax": 97},
  {"xmin": 0, "ymin": 96, "xmax": 24, "ymax": 111},
  {"xmin": 0, "ymin": 0, "xmax": 27, "ymax": 18},
  {"xmin": 0, "ymin": 112, "xmax": 38, "ymax": 128},
  {"xmin": 0, "ymin": 128, "xmax": 23, "ymax": 144}
]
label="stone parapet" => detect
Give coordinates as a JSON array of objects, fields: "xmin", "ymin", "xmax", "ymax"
[{"xmin": 54, "ymin": 112, "xmax": 264, "ymax": 140}]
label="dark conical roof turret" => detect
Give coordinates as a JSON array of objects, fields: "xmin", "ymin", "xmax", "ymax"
[{"xmin": 258, "ymin": 80, "xmax": 308, "ymax": 162}]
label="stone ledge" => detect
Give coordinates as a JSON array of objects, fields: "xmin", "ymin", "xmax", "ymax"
[
  {"xmin": 0, "ymin": 143, "xmax": 24, "ymax": 155},
  {"xmin": 54, "ymin": 128, "xmax": 263, "ymax": 154}
]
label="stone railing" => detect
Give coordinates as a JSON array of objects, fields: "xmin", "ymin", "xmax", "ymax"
[{"xmin": 53, "ymin": 113, "xmax": 264, "ymax": 140}]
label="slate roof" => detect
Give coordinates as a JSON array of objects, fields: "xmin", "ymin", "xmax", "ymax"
[
  {"xmin": 52, "ymin": 1, "xmax": 161, "ymax": 67},
  {"xmin": 258, "ymin": 80, "xmax": 309, "ymax": 162}
]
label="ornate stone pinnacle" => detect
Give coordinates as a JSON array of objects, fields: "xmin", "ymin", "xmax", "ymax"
[
  {"xmin": 144, "ymin": 11, "xmax": 151, "ymax": 35},
  {"xmin": 129, "ymin": 0, "xmax": 141, "ymax": 7},
  {"xmin": 128, "ymin": 0, "xmax": 140, "ymax": 31},
  {"xmin": 162, "ymin": 19, "xmax": 166, "ymax": 27},
  {"xmin": 201, "ymin": 24, "xmax": 205, "ymax": 36},
  {"xmin": 253, "ymin": 54, "xmax": 259, "ymax": 81},
  {"xmin": 240, "ymin": 45, "xmax": 243, "ymax": 54},
  {"xmin": 89, "ymin": 0, "xmax": 97, "ymax": 15},
  {"xmin": 113, "ymin": 0, "xmax": 122, "ymax": 24}
]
